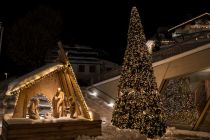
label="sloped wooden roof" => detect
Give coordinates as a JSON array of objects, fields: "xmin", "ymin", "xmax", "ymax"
[
  {"xmin": 168, "ymin": 13, "xmax": 210, "ymax": 32},
  {"xmin": 6, "ymin": 62, "xmax": 65, "ymax": 96}
]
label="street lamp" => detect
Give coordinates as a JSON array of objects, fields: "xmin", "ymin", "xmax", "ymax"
[{"xmin": 4, "ymin": 72, "xmax": 7, "ymax": 79}]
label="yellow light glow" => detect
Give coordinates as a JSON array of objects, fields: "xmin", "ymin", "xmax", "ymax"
[{"xmin": 89, "ymin": 111, "xmax": 93, "ymax": 121}]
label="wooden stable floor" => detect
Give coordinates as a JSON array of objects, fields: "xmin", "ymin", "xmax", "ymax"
[{"xmin": 1, "ymin": 119, "xmax": 102, "ymax": 140}]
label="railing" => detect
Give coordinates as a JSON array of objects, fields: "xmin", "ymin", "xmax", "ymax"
[{"xmin": 153, "ymin": 33, "xmax": 210, "ymax": 62}]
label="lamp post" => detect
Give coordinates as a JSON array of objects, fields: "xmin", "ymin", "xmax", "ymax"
[{"xmin": 4, "ymin": 72, "xmax": 8, "ymax": 79}]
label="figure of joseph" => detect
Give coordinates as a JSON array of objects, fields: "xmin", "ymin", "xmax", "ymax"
[{"xmin": 52, "ymin": 88, "xmax": 65, "ymax": 118}]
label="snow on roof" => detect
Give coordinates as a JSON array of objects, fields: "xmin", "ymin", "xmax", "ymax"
[{"xmin": 6, "ymin": 63, "xmax": 65, "ymax": 96}]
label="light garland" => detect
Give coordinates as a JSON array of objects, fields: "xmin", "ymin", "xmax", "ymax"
[
  {"xmin": 65, "ymin": 61, "xmax": 91, "ymax": 120},
  {"xmin": 161, "ymin": 77, "xmax": 198, "ymax": 125},
  {"xmin": 9, "ymin": 66, "xmax": 65, "ymax": 95}
]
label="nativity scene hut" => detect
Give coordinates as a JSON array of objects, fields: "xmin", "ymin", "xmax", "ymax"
[{"xmin": 1, "ymin": 42, "xmax": 101, "ymax": 140}]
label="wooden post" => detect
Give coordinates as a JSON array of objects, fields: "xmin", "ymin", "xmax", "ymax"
[
  {"xmin": 193, "ymin": 98, "xmax": 210, "ymax": 130},
  {"xmin": 67, "ymin": 71, "xmax": 90, "ymax": 119},
  {"xmin": 13, "ymin": 93, "xmax": 27, "ymax": 118},
  {"xmin": 64, "ymin": 70, "xmax": 81, "ymax": 116},
  {"xmin": 205, "ymin": 80, "xmax": 210, "ymax": 100},
  {"xmin": 57, "ymin": 41, "xmax": 90, "ymax": 119},
  {"xmin": 22, "ymin": 94, "xmax": 28, "ymax": 118}
]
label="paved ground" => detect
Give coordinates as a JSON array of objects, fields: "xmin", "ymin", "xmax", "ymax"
[{"xmin": 85, "ymin": 94, "xmax": 113, "ymax": 124}]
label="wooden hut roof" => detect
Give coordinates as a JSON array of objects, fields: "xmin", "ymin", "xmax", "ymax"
[{"xmin": 6, "ymin": 63, "xmax": 65, "ymax": 96}]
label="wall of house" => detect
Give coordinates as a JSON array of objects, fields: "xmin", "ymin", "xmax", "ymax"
[
  {"xmin": 172, "ymin": 19, "xmax": 210, "ymax": 38},
  {"xmin": 72, "ymin": 63, "xmax": 101, "ymax": 85},
  {"xmin": 13, "ymin": 73, "xmax": 61, "ymax": 118}
]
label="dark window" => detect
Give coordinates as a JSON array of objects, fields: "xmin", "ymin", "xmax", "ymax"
[
  {"xmin": 89, "ymin": 65, "xmax": 96, "ymax": 73},
  {"xmin": 106, "ymin": 67, "xmax": 112, "ymax": 71},
  {"xmin": 78, "ymin": 65, "xmax": 85, "ymax": 72}
]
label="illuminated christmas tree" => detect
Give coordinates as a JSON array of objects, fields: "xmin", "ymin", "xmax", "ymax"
[
  {"xmin": 111, "ymin": 7, "xmax": 166, "ymax": 138},
  {"xmin": 161, "ymin": 77, "xmax": 198, "ymax": 125}
]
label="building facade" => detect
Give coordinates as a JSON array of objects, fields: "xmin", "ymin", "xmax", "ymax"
[
  {"xmin": 168, "ymin": 13, "xmax": 210, "ymax": 42},
  {"xmin": 45, "ymin": 44, "xmax": 120, "ymax": 86}
]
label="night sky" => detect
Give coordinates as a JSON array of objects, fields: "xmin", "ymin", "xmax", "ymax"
[{"xmin": 1, "ymin": 0, "xmax": 210, "ymax": 64}]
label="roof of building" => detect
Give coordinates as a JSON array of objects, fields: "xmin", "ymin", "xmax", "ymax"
[
  {"xmin": 45, "ymin": 44, "xmax": 102, "ymax": 64},
  {"xmin": 168, "ymin": 13, "xmax": 210, "ymax": 32},
  {"xmin": 5, "ymin": 63, "xmax": 65, "ymax": 96}
]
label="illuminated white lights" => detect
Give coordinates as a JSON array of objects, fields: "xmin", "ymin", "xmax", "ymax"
[
  {"xmin": 89, "ymin": 91, "xmax": 98, "ymax": 97},
  {"xmin": 146, "ymin": 40, "xmax": 155, "ymax": 54},
  {"xmin": 107, "ymin": 102, "xmax": 114, "ymax": 108},
  {"xmin": 101, "ymin": 117, "xmax": 107, "ymax": 124}
]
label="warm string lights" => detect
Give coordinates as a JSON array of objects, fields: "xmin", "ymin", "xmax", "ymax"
[
  {"xmin": 65, "ymin": 61, "xmax": 91, "ymax": 120},
  {"xmin": 161, "ymin": 77, "xmax": 198, "ymax": 125},
  {"xmin": 111, "ymin": 7, "xmax": 166, "ymax": 138},
  {"xmin": 5, "ymin": 66, "xmax": 65, "ymax": 111},
  {"xmin": 8, "ymin": 66, "xmax": 65, "ymax": 95}
]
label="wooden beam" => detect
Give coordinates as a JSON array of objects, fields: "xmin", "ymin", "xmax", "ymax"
[
  {"xmin": 13, "ymin": 93, "xmax": 26, "ymax": 118},
  {"xmin": 159, "ymin": 79, "xmax": 168, "ymax": 93},
  {"xmin": 67, "ymin": 72, "xmax": 90, "ymax": 119},
  {"xmin": 193, "ymin": 98, "xmax": 210, "ymax": 130},
  {"xmin": 57, "ymin": 41, "xmax": 90, "ymax": 119},
  {"xmin": 58, "ymin": 71, "xmax": 71, "ymax": 116},
  {"xmin": 22, "ymin": 94, "xmax": 28, "ymax": 118},
  {"xmin": 64, "ymin": 70, "xmax": 81, "ymax": 116},
  {"xmin": 57, "ymin": 41, "xmax": 68, "ymax": 64},
  {"xmin": 57, "ymin": 72, "xmax": 65, "ymax": 94}
]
